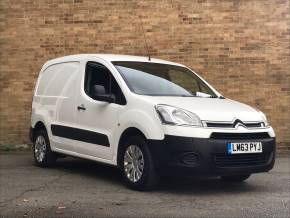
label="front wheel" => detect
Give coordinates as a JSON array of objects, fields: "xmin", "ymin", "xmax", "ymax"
[
  {"xmin": 120, "ymin": 135, "xmax": 159, "ymax": 191},
  {"xmin": 221, "ymin": 174, "xmax": 251, "ymax": 183},
  {"xmin": 33, "ymin": 129, "xmax": 57, "ymax": 167}
]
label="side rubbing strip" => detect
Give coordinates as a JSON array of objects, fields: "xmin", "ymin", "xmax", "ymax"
[{"xmin": 51, "ymin": 125, "xmax": 110, "ymax": 147}]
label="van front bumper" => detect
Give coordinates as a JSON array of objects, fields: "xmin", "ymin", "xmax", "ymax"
[{"xmin": 147, "ymin": 135, "xmax": 275, "ymax": 176}]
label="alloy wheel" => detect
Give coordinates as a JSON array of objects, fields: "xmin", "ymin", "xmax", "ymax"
[
  {"xmin": 34, "ymin": 135, "xmax": 47, "ymax": 162},
  {"xmin": 123, "ymin": 145, "xmax": 144, "ymax": 183}
]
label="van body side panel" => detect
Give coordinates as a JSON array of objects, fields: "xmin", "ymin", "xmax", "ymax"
[
  {"xmin": 32, "ymin": 62, "xmax": 80, "ymax": 152},
  {"xmin": 111, "ymin": 100, "xmax": 166, "ymax": 165}
]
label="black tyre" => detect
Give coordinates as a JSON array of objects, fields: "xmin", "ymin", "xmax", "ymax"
[
  {"xmin": 120, "ymin": 135, "xmax": 159, "ymax": 191},
  {"xmin": 221, "ymin": 174, "xmax": 251, "ymax": 183},
  {"xmin": 33, "ymin": 129, "xmax": 57, "ymax": 167}
]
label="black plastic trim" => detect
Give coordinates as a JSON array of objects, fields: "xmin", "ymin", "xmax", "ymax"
[
  {"xmin": 147, "ymin": 134, "xmax": 275, "ymax": 176},
  {"xmin": 210, "ymin": 132, "xmax": 270, "ymax": 140},
  {"xmin": 51, "ymin": 124, "xmax": 110, "ymax": 147}
]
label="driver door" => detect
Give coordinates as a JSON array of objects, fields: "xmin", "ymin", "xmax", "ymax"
[{"xmin": 74, "ymin": 60, "xmax": 126, "ymax": 160}]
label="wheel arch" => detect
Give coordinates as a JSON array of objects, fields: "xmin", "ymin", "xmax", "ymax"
[
  {"xmin": 117, "ymin": 127, "xmax": 147, "ymax": 167},
  {"xmin": 31, "ymin": 121, "xmax": 48, "ymax": 142}
]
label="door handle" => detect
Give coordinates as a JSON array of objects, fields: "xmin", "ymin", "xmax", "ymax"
[{"xmin": 77, "ymin": 104, "xmax": 86, "ymax": 111}]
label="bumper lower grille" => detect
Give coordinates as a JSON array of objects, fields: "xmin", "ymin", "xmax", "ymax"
[
  {"xmin": 214, "ymin": 153, "xmax": 270, "ymax": 167},
  {"xmin": 210, "ymin": 132, "xmax": 270, "ymax": 140}
]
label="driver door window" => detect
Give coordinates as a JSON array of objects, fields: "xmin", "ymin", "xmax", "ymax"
[{"xmin": 84, "ymin": 62, "xmax": 126, "ymax": 105}]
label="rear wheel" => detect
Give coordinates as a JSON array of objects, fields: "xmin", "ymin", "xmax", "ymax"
[
  {"xmin": 120, "ymin": 135, "xmax": 159, "ymax": 191},
  {"xmin": 221, "ymin": 174, "xmax": 251, "ymax": 182},
  {"xmin": 33, "ymin": 129, "xmax": 57, "ymax": 167}
]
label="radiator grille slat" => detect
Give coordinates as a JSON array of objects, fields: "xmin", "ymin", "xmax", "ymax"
[{"xmin": 206, "ymin": 122, "xmax": 263, "ymax": 128}]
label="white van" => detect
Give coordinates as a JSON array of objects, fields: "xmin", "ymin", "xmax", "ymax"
[{"xmin": 30, "ymin": 54, "xmax": 275, "ymax": 190}]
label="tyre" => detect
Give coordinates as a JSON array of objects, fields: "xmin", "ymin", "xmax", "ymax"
[
  {"xmin": 33, "ymin": 129, "xmax": 57, "ymax": 167},
  {"xmin": 120, "ymin": 135, "xmax": 159, "ymax": 191},
  {"xmin": 221, "ymin": 174, "xmax": 251, "ymax": 183}
]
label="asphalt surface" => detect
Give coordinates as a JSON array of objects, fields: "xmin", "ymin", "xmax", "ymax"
[{"xmin": 0, "ymin": 152, "xmax": 289, "ymax": 218}]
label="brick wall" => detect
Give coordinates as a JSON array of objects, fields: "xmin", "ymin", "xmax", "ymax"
[{"xmin": 0, "ymin": 0, "xmax": 289, "ymax": 152}]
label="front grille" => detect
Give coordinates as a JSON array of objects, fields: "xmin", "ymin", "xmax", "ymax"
[
  {"xmin": 214, "ymin": 153, "xmax": 269, "ymax": 167},
  {"xmin": 244, "ymin": 123, "xmax": 264, "ymax": 128},
  {"xmin": 210, "ymin": 132, "xmax": 270, "ymax": 140},
  {"xmin": 206, "ymin": 122, "xmax": 233, "ymax": 128},
  {"xmin": 206, "ymin": 121, "xmax": 264, "ymax": 128}
]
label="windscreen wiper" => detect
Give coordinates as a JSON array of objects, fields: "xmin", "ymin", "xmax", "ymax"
[{"xmin": 209, "ymin": 95, "xmax": 225, "ymax": 99}]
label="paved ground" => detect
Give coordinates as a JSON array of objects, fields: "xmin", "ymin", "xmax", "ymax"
[{"xmin": 0, "ymin": 152, "xmax": 289, "ymax": 218}]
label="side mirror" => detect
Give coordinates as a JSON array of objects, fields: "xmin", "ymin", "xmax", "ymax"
[{"xmin": 92, "ymin": 85, "xmax": 116, "ymax": 103}]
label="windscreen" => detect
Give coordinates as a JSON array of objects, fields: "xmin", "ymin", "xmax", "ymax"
[{"xmin": 112, "ymin": 61, "xmax": 217, "ymax": 97}]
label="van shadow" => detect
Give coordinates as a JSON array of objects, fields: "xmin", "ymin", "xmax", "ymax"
[
  {"xmin": 50, "ymin": 157, "xmax": 259, "ymax": 195},
  {"xmin": 52, "ymin": 157, "xmax": 123, "ymax": 186},
  {"xmin": 158, "ymin": 176, "xmax": 258, "ymax": 195}
]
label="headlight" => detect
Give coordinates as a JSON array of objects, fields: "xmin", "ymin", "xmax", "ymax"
[
  {"xmin": 258, "ymin": 111, "xmax": 270, "ymax": 127},
  {"xmin": 155, "ymin": 104, "xmax": 203, "ymax": 127}
]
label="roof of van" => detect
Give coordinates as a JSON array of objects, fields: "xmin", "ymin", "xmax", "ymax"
[{"xmin": 44, "ymin": 54, "xmax": 185, "ymax": 67}]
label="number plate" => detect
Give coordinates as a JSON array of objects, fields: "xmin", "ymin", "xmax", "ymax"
[{"xmin": 227, "ymin": 142, "xmax": 262, "ymax": 154}]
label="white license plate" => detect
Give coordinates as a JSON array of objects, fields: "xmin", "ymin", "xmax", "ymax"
[{"xmin": 227, "ymin": 142, "xmax": 262, "ymax": 154}]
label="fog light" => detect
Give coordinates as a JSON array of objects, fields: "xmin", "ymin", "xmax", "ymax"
[{"xmin": 179, "ymin": 152, "xmax": 199, "ymax": 166}]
